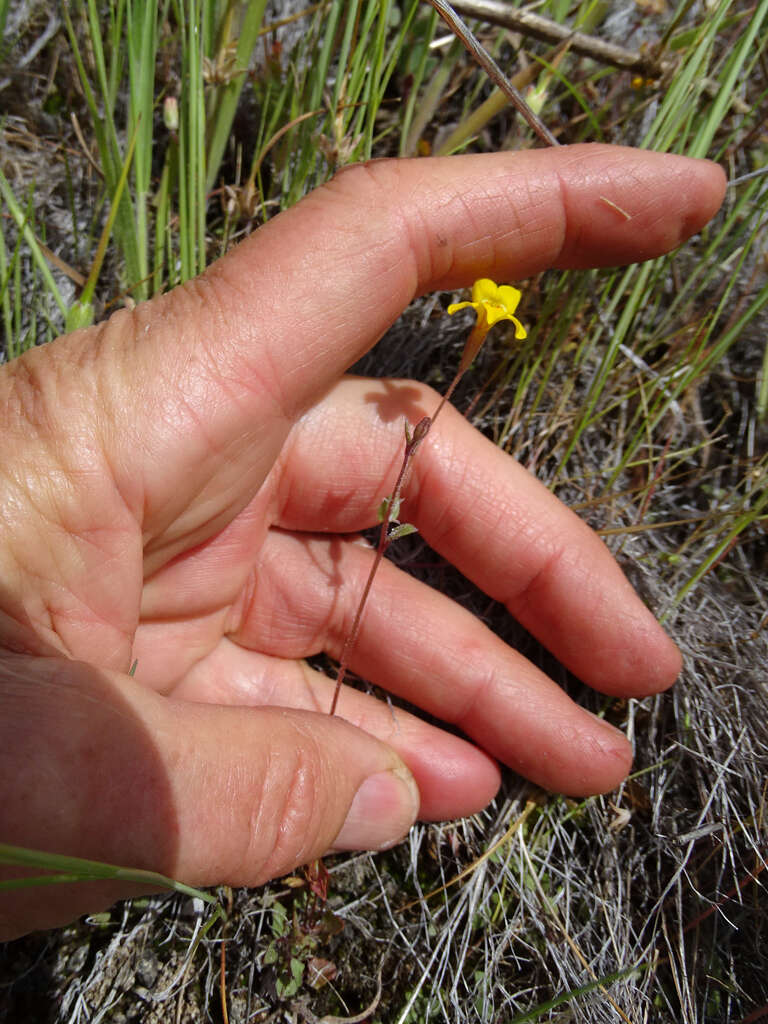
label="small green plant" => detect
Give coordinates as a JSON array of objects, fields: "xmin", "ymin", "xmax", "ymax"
[
  {"xmin": 330, "ymin": 278, "xmax": 529, "ymax": 716},
  {"xmin": 262, "ymin": 862, "xmax": 344, "ymax": 1001}
]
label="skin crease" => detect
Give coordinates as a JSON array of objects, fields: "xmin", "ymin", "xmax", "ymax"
[{"xmin": 0, "ymin": 145, "xmax": 726, "ymax": 939}]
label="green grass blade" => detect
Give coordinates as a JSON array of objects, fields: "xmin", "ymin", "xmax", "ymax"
[
  {"xmin": 174, "ymin": 0, "xmax": 208, "ymax": 281},
  {"xmin": 0, "ymin": 170, "xmax": 68, "ymax": 319},
  {"xmin": 0, "ymin": 201, "xmax": 14, "ymax": 350},
  {"xmin": 63, "ymin": 0, "xmax": 144, "ymax": 298},
  {"xmin": 125, "ymin": 0, "xmax": 161, "ymax": 301},
  {"xmin": 399, "ymin": 6, "xmax": 440, "ymax": 156},
  {"xmin": 66, "ymin": 112, "xmax": 141, "ymax": 330},
  {"xmin": 759, "ymin": 345, "xmax": 768, "ymax": 422},
  {"xmin": 205, "ymin": 0, "xmax": 268, "ymax": 192},
  {"xmin": 506, "ymin": 961, "xmax": 651, "ymax": 1023},
  {"xmin": 0, "ymin": 842, "xmax": 221, "ymax": 907},
  {"xmin": 672, "ymin": 471, "xmax": 768, "ymax": 607},
  {"xmin": 687, "ymin": 0, "xmax": 768, "ymax": 159}
]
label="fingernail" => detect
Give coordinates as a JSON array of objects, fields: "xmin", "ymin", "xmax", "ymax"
[
  {"xmin": 589, "ymin": 715, "xmax": 633, "ymax": 762},
  {"xmin": 330, "ymin": 767, "xmax": 420, "ymax": 853}
]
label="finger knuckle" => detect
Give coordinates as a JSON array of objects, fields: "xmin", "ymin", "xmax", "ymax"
[{"xmin": 250, "ymin": 732, "xmax": 334, "ymax": 882}]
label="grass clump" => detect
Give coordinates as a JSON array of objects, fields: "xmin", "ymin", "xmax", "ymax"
[{"xmin": 1, "ymin": 1, "xmax": 767, "ymax": 1022}]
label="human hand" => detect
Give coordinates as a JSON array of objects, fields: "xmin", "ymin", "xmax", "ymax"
[{"xmin": 0, "ymin": 145, "xmax": 725, "ymax": 938}]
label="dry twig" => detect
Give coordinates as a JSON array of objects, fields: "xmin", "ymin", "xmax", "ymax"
[{"xmin": 447, "ymin": 0, "xmax": 668, "ymax": 76}]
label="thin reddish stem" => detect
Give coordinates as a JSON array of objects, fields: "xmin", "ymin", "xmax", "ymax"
[
  {"xmin": 329, "ymin": 417, "xmax": 431, "ymax": 715},
  {"xmin": 429, "ymin": 367, "xmax": 464, "ymax": 426}
]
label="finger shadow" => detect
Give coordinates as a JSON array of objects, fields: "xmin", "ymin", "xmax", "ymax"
[
  {"xmin": 361, "ymin": 379, "xmax": 428, "ymax": 425},
  {"xmin": 0, "ymin": 647, "xmax": 181, "ymax": 941}
]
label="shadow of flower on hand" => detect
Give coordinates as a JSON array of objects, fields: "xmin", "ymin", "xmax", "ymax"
[{"xmin": 362, "ymin": 379, "xmax": 427, "ymax": 425}]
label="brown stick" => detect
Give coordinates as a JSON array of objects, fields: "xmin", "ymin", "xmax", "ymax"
[
  {"xmin": 446, "ymin": 0, "xmax": 669, "ymax": 77},
  {"xmin": 424, "ymin": 0, "xmax": 560, "ymax": 147}
]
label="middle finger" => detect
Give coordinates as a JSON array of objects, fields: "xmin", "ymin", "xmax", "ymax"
[{"xmin": 226, "ymin": 527, "xmax": 632, "ymax": 796}]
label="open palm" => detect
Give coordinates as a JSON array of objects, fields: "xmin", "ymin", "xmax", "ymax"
[{"xmin": 0, "ymin": 146, "xmax": 724, "ymax": 938}]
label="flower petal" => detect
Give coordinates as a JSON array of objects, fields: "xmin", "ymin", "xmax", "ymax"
[
  {"xmin": 496, "ymin": 285, "xmax": 522, "ymax": 315},
  {"xmin": 512, "ymin": 317, "xmax": 527, "ymax": 340},
  {"xmin": 471, "ymin": 279, "xmax": 500, "ymax": 304},
  {"xmin": 447, "ymin": 300, "xmax": 478, "ymax": 316},
  {"xmin": 448, "ymin": 279, "xmax": 527, "ymax": 342},
  {"xmin": 484, "ymin": 305, "xmax": 514, "ymax": 327}
]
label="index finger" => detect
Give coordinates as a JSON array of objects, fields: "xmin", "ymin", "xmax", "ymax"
[
  {"xmin": 200, "ymin": 144, "xmax": 725, "ymax": 409},
  {"xmin": 85, "ymin": 145, "xmax": 725, "ymax": 552}
]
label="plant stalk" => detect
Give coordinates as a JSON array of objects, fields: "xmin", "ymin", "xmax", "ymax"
[
  {"xmin": 329, "ymin": 416, "xmax": 431, "ymax": 715},
  {"xmin": 423, "ymin": 0, "xmax": 560, "ymax": 147}
]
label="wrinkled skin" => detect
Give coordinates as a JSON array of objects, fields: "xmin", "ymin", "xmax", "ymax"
[{"xmin": 0, "ymin": 145, "xmax": 725, "ymax": 938}]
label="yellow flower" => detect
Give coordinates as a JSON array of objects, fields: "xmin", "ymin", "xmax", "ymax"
[
  {"xmin": 448, "ymin": 278, "xmax": 528, "ymax": 337},
  {"xmin": 447, "ymin": 278, "xmax": 527, "ymax": 374}
]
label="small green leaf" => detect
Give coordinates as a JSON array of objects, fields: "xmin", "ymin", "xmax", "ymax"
[
  {"xmin": 271, "ymin": 901, "xmax": 288, "ymax": 938},
  {"xmin": 276, "ymin": 957, "xmax": 305, "ymax": 998},
  {"xmin": 263, "ymin": 941, "xmax": 278, "ymax": 965},
  {"xmin": 65, "ymin": 300, "xmax": 95, "ymax": 332},
  {"xmin": 388, "ymin": 522, "xmax": 418, "ymax": 542},
  {"xmin": 88, "ymin": 911, "xmax": 112, "ymax": 926},
  {"xmin": 377, "ymin": 496, "xmax": 401, "ymax": 522}
]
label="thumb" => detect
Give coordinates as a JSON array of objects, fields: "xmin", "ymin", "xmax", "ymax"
[{"xmin": 0, "ymin": 655, "xmax": 419, "ymax": 939}]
